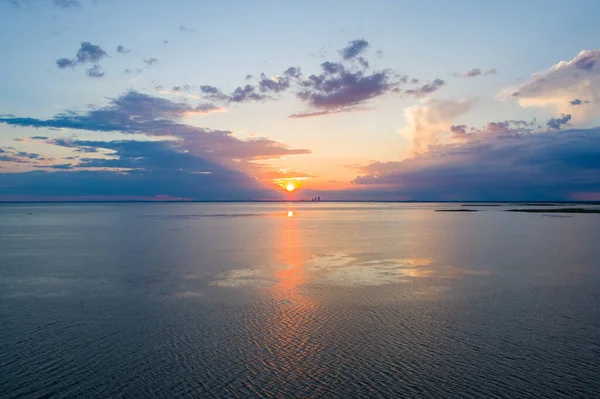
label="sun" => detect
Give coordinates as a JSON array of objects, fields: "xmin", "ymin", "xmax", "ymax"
[{"xmin": 285, "ymin": 182, "xmax": 296, "ymax": 192}]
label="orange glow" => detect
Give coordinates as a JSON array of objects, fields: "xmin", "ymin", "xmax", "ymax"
[{"xmin": 285, "ymin": 182, "xmax": 295, "ymax": 192}]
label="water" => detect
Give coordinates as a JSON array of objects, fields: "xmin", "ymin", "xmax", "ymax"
[{"xmin": 1, "ymin": 202, "xmax": 600, "ymax": 398}]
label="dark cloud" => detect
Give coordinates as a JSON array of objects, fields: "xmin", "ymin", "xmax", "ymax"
[
  {"xmin": 297, "ymin": 62, "xmax": 393, "ymax": 110},
  {"xmin": 569, "ymin": 99, "xmax": 590, "ymax": 106},
  {"xmin": 86, "ymin": 64, "xmax": 104, "ymax": 78},
  {"xmin": 116, "ymin": 45, "xmax": 130, "ymax": 54},
  {"xmin": 143, "ymin": 58, "xmax": 158, "ymax": 67},
  {"xmin": 258, "ymin": 73, "xmax": 290, "ymax": 93},
  {"xmin": 0, "ymin": 148, "xmax": 49, "ymax": 164},
  {"xmin": 283, "ymin": 67, "xmax": 302, "ymax": 79},
  {"xmin": 450, "ymin": 124, "xmax": 467, "ymax": 135},
  {"xmin": 405, "ymin": 79, "xmax": 445, "ymax": 97},
  {"xmin": 230, "ymin": 85, "xmax": 267, "ymax": 103},
  {"xmin": 547, "ymin": 114, "xmax": 571, "ymax": 130},
  {"xmin": 74, "ymin": 42, "xmax": 107, "ymax": 63},
  {"xmin": 244, "ymin": 74, "xmax": 254, "ymax": 80},
  {"xmin": 341, "ymin": 39, "xmax": 369, "ymax": 60},
  {"xmin": 56, "ymin": 42, "xmax": 107, "ymax": 77},
  {"xmin": 56, "ymin": 58, "xmax": 74, "ymax": 68},
  {"xmin": 31, "ymin": 136, "xmax": 48, "ymax": 140},
  {"xmin": 351, "ymin": 127, "xmax": 600, "ymax": 201},
  {"xmin": 53, "ymin": 0, "xmax": 80, "ymax": 8},
  {"xmin": 199, "ymin": 85, "xmax": 227, "ymax": 100}
]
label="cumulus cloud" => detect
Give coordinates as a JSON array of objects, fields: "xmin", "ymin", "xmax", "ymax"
[
  {"xmin": 400, "ymin": 99, "xmax": 473, "ymax": 153},
  {"xmin": 340, "ymin": 39, "xmax": 369, "ymax": 60},
  {"xmin": 86, "ymin": 64, "xmax": 104, "ymax": 78},
  {"xmin": 199, "ymin": 84, "xmax": 267, "ymax": 103},
  {"xmin": 353, "ymin": 127, "xmax": 600, "ymax": 201},
  {"xmin": 283, "ymin": 67, "xmax": 302, "ymax": 79},
  {"xmin": 297, "ymin": 61, "xmax": 393, "ymax": 110},
  {"xmin": 230, "ymin": 85, "xmax": 267, "ymax": 102},
  {"xmin": 258, "ymin": 73, "xmax": 290, "ymax": 93},
  {"xmin": 507, "ymin": 49, "xmax": 600, "ymax": 121},
  {"xmin": 405, "ymin": 79, "xmax": 445, "ymax": 97},
  {"xmin": 547, "ymin": 114, "xmax": 571, "ymax": 130},
  {"xmin": 56, "ymin": 42, "xmax": 108, "ymax": 77}
]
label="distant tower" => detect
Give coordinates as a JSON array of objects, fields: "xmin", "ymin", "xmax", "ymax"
[{"xmin": 318, "ymin": 196, "xmax": 320, "ymax": 201}]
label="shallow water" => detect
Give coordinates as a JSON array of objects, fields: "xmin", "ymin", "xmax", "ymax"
[{"xmin": 1, "ymin": 202, "xmax": 600, "ymax": 398}]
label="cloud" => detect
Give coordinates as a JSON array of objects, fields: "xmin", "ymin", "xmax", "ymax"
[
  {"xmin": 143, "ymin": 58, "xmax": 158, "ymax": 67},
  {"xmin": 289, "ymin": 106, "xmax": 369, "ymax": 119},
  {"xmin": 230, "ymin": 85, "xmax": 267, "ymax": 102},
  {"xmin": 352, "ymin": 126, "xmax": 600, "ymax": 201},
  {"xmin": 258, "ymin": 73, "xmax": 290, "ymax": 93},
  {"xmin": 0, "ymin": 148, "xmax": 51, "ymax": 166},
  {"xmin": 56, "ymin": 42, "xmax": 108, "ymax": 77},
  {"xmin": 53, "ymin": 0, "xmax": 80, "ymax": 8},
  {"xmin": 507, "ymin": 49, "xmax": 600, "ymax": 121},
  {"xmin": 0, "ymin": 165, "xmax": 273, "ymax": 201},
  {"xmin": 297, "ymin": 62, "xmax": 393, "ymax": 110},
  {"xmin": 179, "ymin": 25, "xmax": 195, "ymax": 33},
  {"xmin": 199, "ymin": 85, "xmax": 229, "ymax": 100},
  {"xmin": 85, "ymin": 64, "xmax": 104, "ymax": 78},
  {"xmin": 405, "ymin": 79, "xmax": 445, "ymax": 97},
  {"xmin": 547, "ymin": 114, "xmax": 571, "ymax": 130},
  {"xmin": 283, "ymin": 67, "xmax": 302, "ymax": 79},
  {"xmin": 116, "ymin": 45, "xmax": 130, "ymax": 54},
  {"xmin": 340, "ymin": 39, "xmax": 369, "ymax": 60},
  {"xmin": 453, "ymin": 68, "xmax": 497, "ymax": 78},
  {"xmin": 198, "ymin": 39, "xmax": 403, "ymax": 114},
  {"xmin": 401, "ymin": 99, "xmax": 473, "ymax": 153},
  {"xmin": 0, "ymin": 91, "xmax": 309, "ymax": 170},
  {"xmin": 450, "ymin": 124, "xmax": 467, "ymax": 135}
]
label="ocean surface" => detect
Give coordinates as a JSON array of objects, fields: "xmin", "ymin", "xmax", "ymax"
[{"xmin": 1, "ymin": 202, "xmax": 600, "ymax": 398}]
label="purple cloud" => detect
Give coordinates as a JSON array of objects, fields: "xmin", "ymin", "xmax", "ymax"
[
  {"xmin": 56, "ymin": 42, "xmax": 108, "ymax": 77},
  {"xmin": 352, "ymin": 126, "xmax": 600, "ymax": 201},
  {"xmin": 547, "ymin": 114, "xmax": 571, "ymax": 130},
  {"xmin": 340, "ymin": 39, "xmax": 369, "ymax": 60},
  {"xmin": 405, "ymin": 79, "xmax": 445, "ymax": 97}
]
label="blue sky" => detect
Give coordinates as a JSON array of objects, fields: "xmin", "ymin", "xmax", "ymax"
[{"xmin": 1, "ymin": 0, "xmax": 600, "ymax": 200}]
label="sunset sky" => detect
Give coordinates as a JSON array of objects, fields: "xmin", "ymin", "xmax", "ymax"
[{"xmin": 2, "ymin": 0, "xmax": 600, "ymax": 201}]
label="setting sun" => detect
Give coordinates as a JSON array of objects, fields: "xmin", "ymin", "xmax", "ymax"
[{"xmin": 285, "ymin": 182, "xmax": 296, "ymax": 192}]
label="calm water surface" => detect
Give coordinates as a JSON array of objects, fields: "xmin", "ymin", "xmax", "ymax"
[{"xmin": 1, "ymin": 203, "xmax": 600, "ymax": 398}]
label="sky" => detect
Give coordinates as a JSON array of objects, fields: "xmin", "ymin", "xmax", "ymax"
[{"xmin": 2, "ymin": 0, "xmax": 600, "ymax": 201}]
